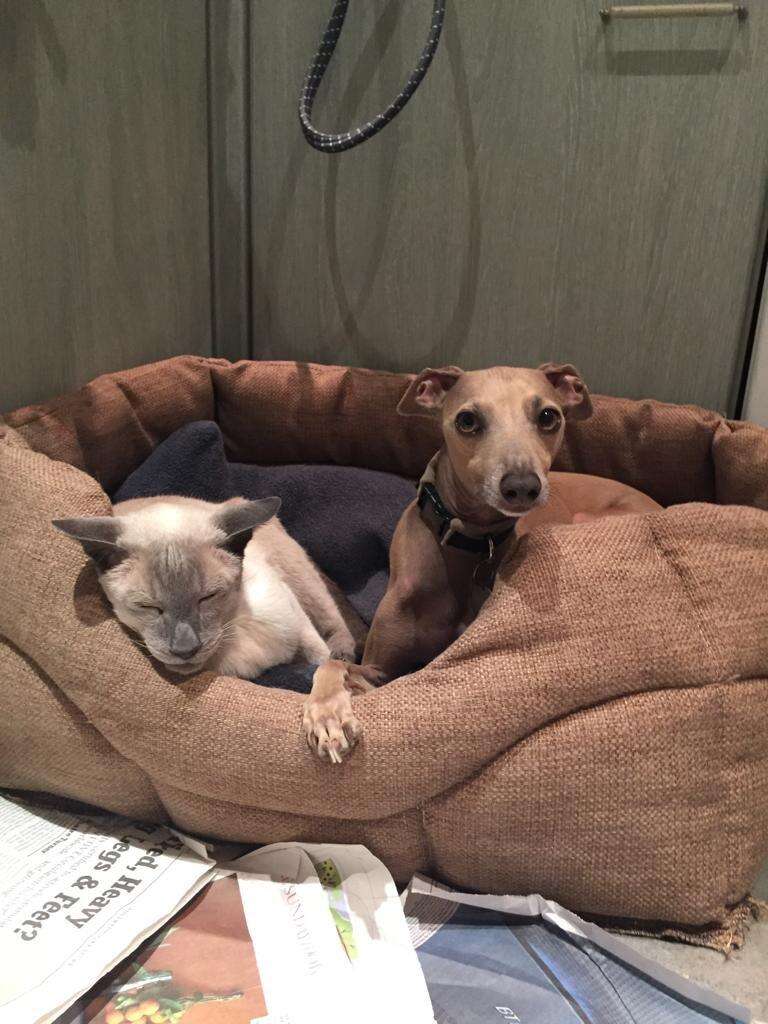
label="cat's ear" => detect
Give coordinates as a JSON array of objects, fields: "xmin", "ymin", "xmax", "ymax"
[
  {"xmin": 216, "ymin": 497, "xmax": 281, "ymax": 557},
  {"xmin": 52, "ymin": 516, "xmax": 127, "ymax": 572}
]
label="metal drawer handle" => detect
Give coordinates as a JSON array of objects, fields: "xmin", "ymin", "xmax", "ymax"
[{"xmin": 600, "ymin": 3, "xmax": 747, "ymax": 19}]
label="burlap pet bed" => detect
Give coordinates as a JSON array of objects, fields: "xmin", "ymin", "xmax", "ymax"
[{"xmin": 1, "ymin": 355, "xmax": 767, "ymax": 932}]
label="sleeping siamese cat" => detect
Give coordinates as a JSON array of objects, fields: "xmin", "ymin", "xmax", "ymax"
[{"xmin": 53, "ymin": 495, "xmax": 357, "ymax": 678}]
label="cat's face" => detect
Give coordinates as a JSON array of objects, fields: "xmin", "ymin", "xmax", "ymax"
[
  {"xmin": 101, "ymin": 543, "xmax": 243, "ymax": 674},
  {"xmin": 53, "ymin": 497, "xmax": 280, "ymax": 676}
]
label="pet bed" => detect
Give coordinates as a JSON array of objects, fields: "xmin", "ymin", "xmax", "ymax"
[{"xmin": 1, "ymin": 355, "xmax": 768, "ymax": 932}]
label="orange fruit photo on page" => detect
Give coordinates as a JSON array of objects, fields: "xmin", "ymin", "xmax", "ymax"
[{"xmin": 76, "ymin": 876, "xmax": 266, "ymax": 1024}]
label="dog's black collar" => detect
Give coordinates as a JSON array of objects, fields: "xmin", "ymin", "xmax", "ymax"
[{"xmin": 417, "ymin": 482, "xmax": 517, "ymax": 559}]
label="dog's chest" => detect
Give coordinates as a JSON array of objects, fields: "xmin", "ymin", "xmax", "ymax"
[{"xmin": 447, "ymin": 536, "xmax": 516, "ymax": 633}]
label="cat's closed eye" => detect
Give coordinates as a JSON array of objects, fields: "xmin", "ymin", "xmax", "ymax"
[
  {"xmin": 136, "ymin": 603, "xmax": 163, "ymax": 614},
  {"xmin": 199, "ymin": 590, "xmax": 222, "ymax": 604}
]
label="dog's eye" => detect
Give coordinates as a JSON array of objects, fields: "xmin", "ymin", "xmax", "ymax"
[
  {"xmin": 455, "ymin": 410, "xmax": 481, "ymax": 434},
  {"xmin": 199, "ymin": 591, "xmax": 220, "ymax": 604},
  {"xmin": 537, "ymin": 407, "xmax": 561, "ymax": 432}
]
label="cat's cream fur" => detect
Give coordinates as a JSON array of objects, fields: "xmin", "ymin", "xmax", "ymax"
[{"xmin": 54, "ymin": 495, "xmax": 356, "ymax": 679}]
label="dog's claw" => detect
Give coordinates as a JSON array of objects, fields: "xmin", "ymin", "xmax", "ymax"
[
  {"xmin": 342, "ymin": 718, "xmax": 361, "ymax": 745},
  {"xmin": 303, "ymin": 689, "xmax": 363, "ymax": 763}
]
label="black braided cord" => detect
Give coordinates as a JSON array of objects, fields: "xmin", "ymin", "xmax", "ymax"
[{"xmin": 299, "ymin": 0, "xmax": 446, "ymax": 153}]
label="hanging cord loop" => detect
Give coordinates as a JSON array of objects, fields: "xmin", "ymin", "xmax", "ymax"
[{"xmin": 299, "ymin": 0, "xmax": 446, "ymax": 154}]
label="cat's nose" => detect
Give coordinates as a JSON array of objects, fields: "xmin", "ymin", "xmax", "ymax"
[
  {"xmin": 172, "ymin": 645, "xmax": 201, "ymax": 661},
  {"xmin": 169, "ymin": 624, "xmax": 201, "ymax": 660}
]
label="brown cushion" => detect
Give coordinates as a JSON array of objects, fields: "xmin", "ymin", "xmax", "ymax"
[
  {"xmin": 2, "ymin": 356, "xmax": 767, "ymax": 928},
  {"xmin": 0, "ymin": 638, "xmax": 165, "ymax": 822}
]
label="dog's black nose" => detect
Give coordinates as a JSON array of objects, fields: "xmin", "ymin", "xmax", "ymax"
[{"xmin": 500, "ymin": 472, "xmax": 541, "ymax": 505}]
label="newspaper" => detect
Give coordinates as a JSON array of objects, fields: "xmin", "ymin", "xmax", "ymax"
[
  {"xmin": 0, "ymin": 796, "xmax": 434, "ymax": 1024},
  {"xmin": 229, "ymin": 843, "xmax": 434, "ymax": 1024},
  {"xmin": 0, "ymin": 796, "xmax": 217, "ymax": 1024},
  {"xmin": 2, "ymin": 791, "xmax": 754, "ymax": 1024},
  {"xmin": 404, "ymin": 875, "xmax": 751, "ymax": 1024}
]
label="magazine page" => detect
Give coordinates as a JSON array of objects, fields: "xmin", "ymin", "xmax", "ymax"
[
  {"xmin": 404, "ymin": 876, "xmax": 750, "ymax": 1024},
  {"xmin": 230, "ymin": 843, "xmax": 435, "ymax": 1024},
  {"xmin": 53, "ymin": 875, "xmax": 267, "ymax": 1024},
  {"xmin": 0, "ymin": 796, "xmax": 216, "ymax": 1024},
  {"xmin": 404, "ymin": 889, "xmax": 585, "ymax": 1024}
]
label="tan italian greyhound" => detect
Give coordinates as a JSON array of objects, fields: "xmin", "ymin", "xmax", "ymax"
[{"xmin": 303, "ymin": 363, "xmax": 661, "ymax": 762}]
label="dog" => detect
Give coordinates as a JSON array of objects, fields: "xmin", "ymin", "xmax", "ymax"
[{"xmin": 303, "ymin": 363, "xmax": 661, "ymax": 762}]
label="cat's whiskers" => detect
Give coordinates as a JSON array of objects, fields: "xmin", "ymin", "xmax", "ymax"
[
  {"xmin": 217, "ymin": 613, "xmax": 255, "ymax": 633},
  {"xmin": 209, "ymin": 618, "xmax": 246, "ymax": 649}
]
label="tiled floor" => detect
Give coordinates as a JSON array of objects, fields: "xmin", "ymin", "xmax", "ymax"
[{"xmin": 621, "ymin": 860, "xmax": 768, "ymax": 1020}]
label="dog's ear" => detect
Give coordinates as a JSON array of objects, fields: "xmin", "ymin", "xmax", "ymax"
[
  {"xmin": 539, "ymin": 363, "xmax": 592, "ymax": 420},
  {"xmin": 52, "ymin": 516, "xmax": 127, "ymax": 572},
  {"xmin": 397, "ymin": 366, "xmax": 464, "ymax": 417}
]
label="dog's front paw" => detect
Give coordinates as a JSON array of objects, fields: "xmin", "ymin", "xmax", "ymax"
[
  {"xmin": 349, "ymin": 663, "xmax": 388, "ymax": 689},
  {"xmin": 303, "ymin": 690, "xmax": 363, "ymax": 764}
]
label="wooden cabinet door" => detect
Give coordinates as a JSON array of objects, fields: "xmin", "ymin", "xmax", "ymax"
[
  {"xmin": 247, "ymin": 1, "xmax": 768, "ymax": 413},
  {"xmin": 0, "ymin": 0, "xmax": 211, "ymax": 411}
]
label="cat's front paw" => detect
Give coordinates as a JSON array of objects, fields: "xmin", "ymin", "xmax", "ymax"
[
  {"xmin": 327, "ymin": 627, "xmax": 357, "ymax": 663},
  {"xmin": 303, "ymin": 689, "xmax": 363, "ymax": 764}
]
